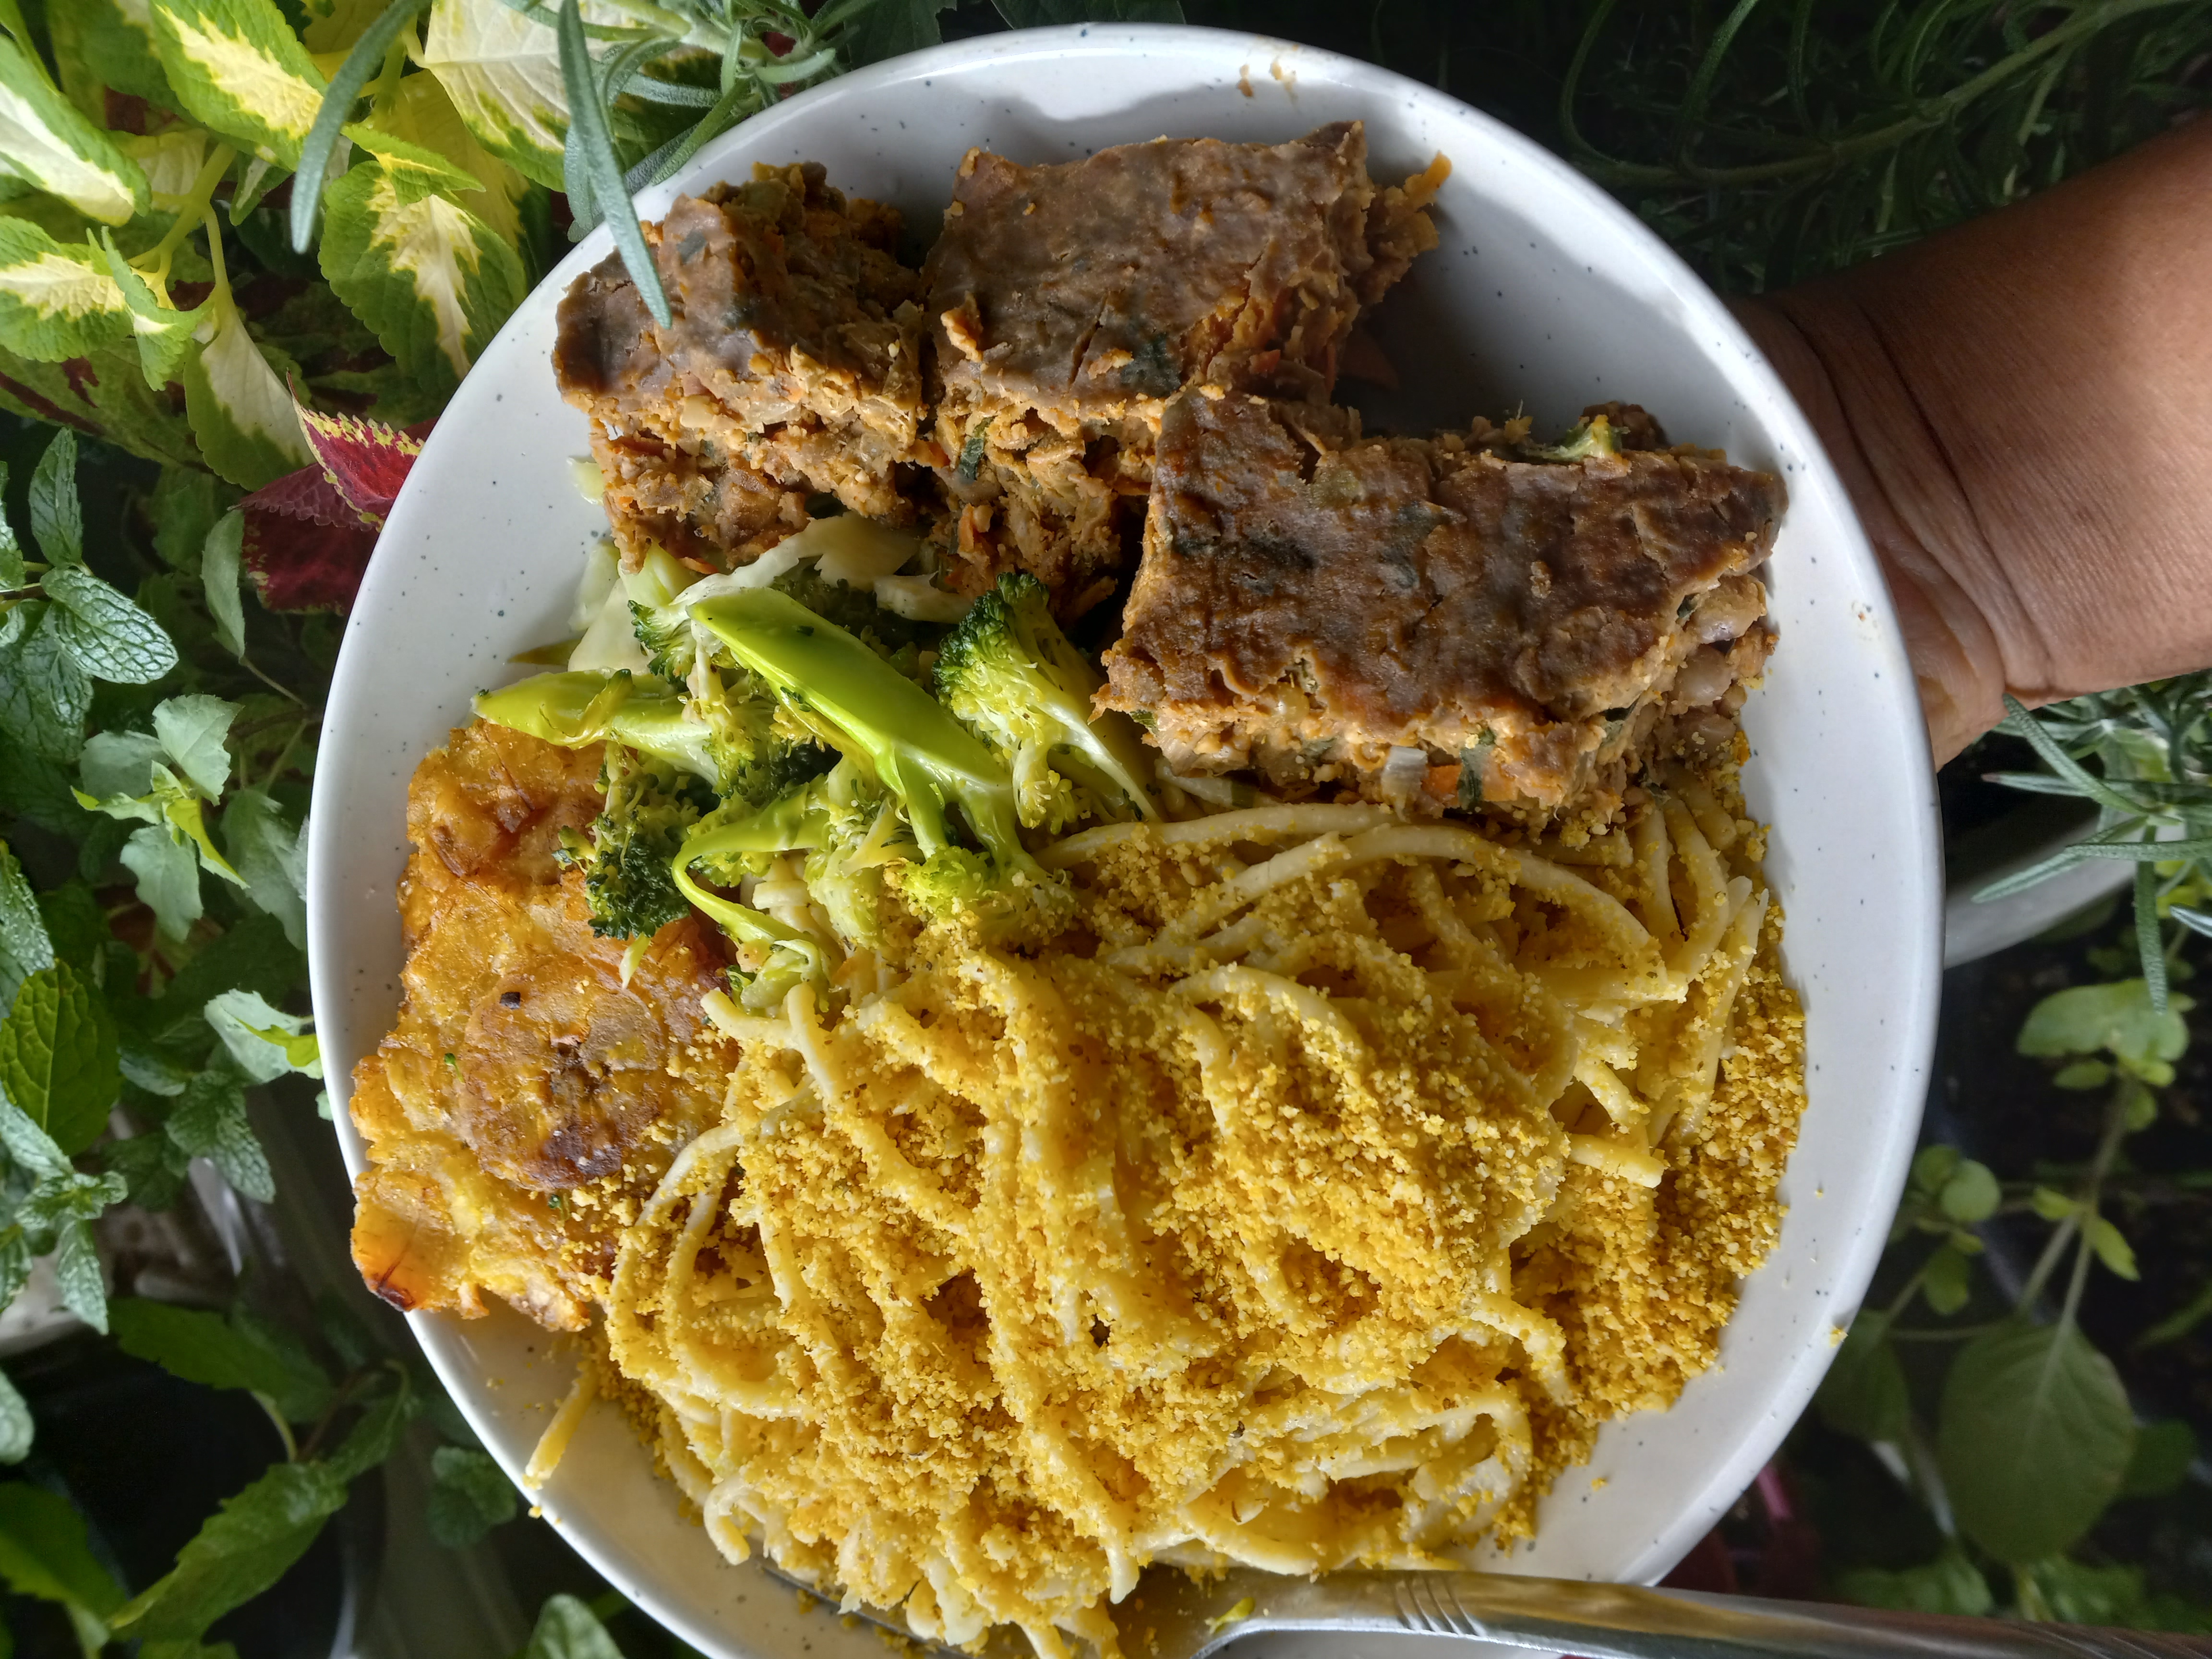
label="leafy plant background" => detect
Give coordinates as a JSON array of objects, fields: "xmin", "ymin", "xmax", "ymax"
[{"xmin": 0, "ymin": 0, "xmax": 2205, "ymax": 1652}]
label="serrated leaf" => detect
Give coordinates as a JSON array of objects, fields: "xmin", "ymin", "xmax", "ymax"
[
  {"xmin": 202, "ymin": 509, "xmax": 248, "ymax": 658},
  {"xmin": 522, "ymin": 1595, "xmax": 625, "ymax": 1659},
  {"xmin": 53, "ymin": 1218, "xmax": 108, "ymax": 1331},
  {"xmin": 28, "ymin": 428, "xmax": 81, "ymax": 567},
  {"xmin": 0, "ymin": 1370, "xmax": 27, "ymax": 1464},
  {"xmin": 96, "ymin": 234, "xmax": 211, "ymax": 391},
  {"xmin": 376, "ymin": 68, "xmax": 525, "ymax": 249},
  {"xmin": 0, "ymin": 1094, "xmax": 68, "ymax": 1180},
  {"xmin": 0, "ymin": 463, "xmax": 20, "ymax": 589},
  {"xmin": 319, "ymin": 158, "xmax": 526, "ymax": 396},
  {"xmin": 239, "ymin": 507, "xmax": 378, "ymax": 613},
  {"xmin": 109, "ymin": 1299, "xmax": 335, "ymax": 1422},
  {"xmin": 78, "ymin": 728, "xmax": 166, "ymax": 802},
  {"xmin": 0, "ymin": 36, "xmax": 148, "ymax": 224},
  {"xmin": 323, "ymin": 1381, "xmax": 416, "ymax": 1482},
  {"xmin": 122, "ymin": 129, "xmax": 215, "ymax": 197},
  {"xmin": 293, "ymin": 401, "xmax": 424, "ymax": 522},
  {"xmin": 0, "ymin": 218, "xmax": 132, "ymax": 363},
  {"xmin": 1938, "ymin": 1318, "xmax": 2134, "ymax": 1563},
  {"xmin": 427, "ymin": 1444, "xmax": 518, "ymax": 1546},
  {"xmin": 165, "ymin": 1066, "xmax": 273, "ymax": 1202},
  {"xmin": 121, "ymin": 821, "xmax": 203, "ymax": 939},
  {"xmin": 49, "ymin": 0, "xmax": 173, "ymax": 108},
  {"xmin": 110, "ymin": 1460, "xmax": 347, "ymax": 1642},
  {"xmin": 0, "ymin": 340, "xmax": 205, "ymax": 475},
  {"xmin": 154, "ymin": 695, "xmax": 239, "ymax": 798},
  {"xmin": 0, "ymin": 962, "xmax": 120, "ymax": 1155},
  {"xmin": 418, "ymin": 0, "xmax": 572, "ymax": 189},
  {"xmin": 0, "ymin": 1482, "xmax": 126, "ymax": 1621},
  {"xmin": 43, "ymin": 563, "xmax": 180, "ymax": 685},
  {"xmin": 0, "ymin": 841, "xmax": 53, "ymax": 1019},
  {"xmin": 222, "ymin": 787, "xmax": 307, "ymax": 948},
  {"xmin": 1815, "ymin": 1312, "xmax": 1909, "ymax": 1443},
  {"xmin": 146, "ymin": 0, "xmax": 327, "ymax": 169},
  {"xmin": 0, "ymin": 607, "xmax": 95, "ymax": 762},
  {"xmin": 183, "ymin": 306, "xmax": 314, "ymax": 489},
  {"xmin": 342, "ymin": 122, "xmax": 488, "ymax": 201},
  {"xmin": 204, "ymin": 988, "xmax": 319, "ymax": 1083},
  {"xmin": 0, "ymin": 1229, "xmax": 27, "ymax": 1307}
]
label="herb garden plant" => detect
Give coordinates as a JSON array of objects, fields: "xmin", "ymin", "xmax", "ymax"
[{"xmin": 0, "ymin": 0, "xmax": 2204, "ymax": 1650}]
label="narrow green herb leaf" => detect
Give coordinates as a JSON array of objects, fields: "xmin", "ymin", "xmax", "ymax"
[
  {"xmin": 522, "ymin": 1594, "xmax": 625, "ymax": 1659},
  {"xmin": 166, "ymin": 1067, "xmax": 274, "ymax": 1202},
  {"xmin": 109, "ymin": 1299, "xmax": 335, "ymax": 1423},
  {"xmin": 27, "ymin": 430, "xmax": 82, "ymax": 569},
  {"xmin": 52, "ymin": 1219, "xmax": 108, "ymax": 1333},
  {"xmin": 110, "ymin": 1461, "xmax": 348, "ymax": 1642},
  {"xmin": 202, "ymin": 510, "xmax": 248, "ymax": 660},
  {"xmin": 1938, "ymin": 1318, "xmax": 2134, "ymax": 1563},
  {"xmin": 0, "ymin": 1372, "xmax": 28, "ymax": 1464},
  {"xmin": 43, "ymin": 564, "xmax": 180, "ymax": 685},
  {"xmin": 0, "ymin": 963, "xmax": 119, "ymax": 1156},
  {"xmin": 2135, "ymin": 857, "xmax": 2167, "ymax": 1014},
  {"xmin": 427, "ymin": 1445, "xmax": 518, "ymax": 1546},
  {"xmin": 121, "ymin": 822, "xmax": 204, "ymax": 940},
  {"xmin": 2000, "ymin": 695, "xmax": 2146, "ymax": 820},
  {"xmin": 324, "ymin": 1377, "xmax": 416, "ymax": 1483},
  {"xmin": 293, "ymin": 0, "xmax": 430, "ymax": 251},
  {"xmin": 557, "ymin": 0, "xmax": 666, "ymax": 325}
]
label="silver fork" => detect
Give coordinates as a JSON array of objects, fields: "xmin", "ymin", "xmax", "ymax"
[{"xmin": 767, "ymin": 1561, "xmax": 2212, "ymax": 1658}]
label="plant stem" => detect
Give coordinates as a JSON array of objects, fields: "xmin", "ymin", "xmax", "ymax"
[
  {"xmin": 2018, "ymin": 1081, "xmax": 2135, "ymax": 1309},
  {"xmin": 133, "ymin": 143, "xmax": 238, "ymax": 282}
]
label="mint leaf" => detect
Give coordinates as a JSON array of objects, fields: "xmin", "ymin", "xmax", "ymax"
[
  {"xmin": 26, "ymin": 429, "xmax": 82, "ymax": 568},
  {"xmin": 167, "ymin": 1067, "xmax": 274, "ymax": 1202},
  {"xmin": 0, "ymin": 462, "xmax": 22, "ymax": 589},
  {"xmin": 152, "ymin": 469, "xmax": 233, "ymax": 575},
  {"xmin": 154, "ymin": 695, "xmax": 239, "ymax": 798},
  {"xmin": 53, "ymin": 1217, "xmax": 108, "ymax": 1332},
  {"xmin": 0, "ymin": 219, "xmax": 132, "ymax": 365},
  {"xmin": 202, "ymin": 509, "xmax": 247, "ymax": 659},
  {"xmin": 78, "ymin": 728, "xmax": 167, "ymax": 801},
  {"xmin": 0, "ymin": 1482, "xmax": 127, "ymax": 1623},
  {"xmin": 110, "ymin": 1461, "xmax": 347, "ymax": 1642},
  {"xmin": 522, "ymin": 1594, "xmax": 625, "ymax": 1659},
  {"xmin": 1815, "ymin": 1311, "xmax": 1908, "ymax": 1443},
  {"xmin": 0, "ymin": 1369, "xmax": 28, "ymax": 1464},
  {"xmin": 204, "ymin": 988, "xmax": 318, "ymax": 1083},
  {"xmin": 0, "ymin": 604, "xmax": 93, "ymax": 761},
  {"xmin": 44, "ymin": 564, "xmax": 180, "ymax": 685},
  {"xmin": 222, "ymin": 787, "xmax": 306, "ymax": 948},
  {"xmin": 0, "ymin": 1094, "xmax": 68, "ymax": 1180},
  {"xmin": 104, "ymin": 1127, "xmax": 192, "ymax": 1206},
  {"xmin": 122, "ymin": 822, "xmax": 203, "ymax": 939},
  {"xmin": 0, "ymin": 962, "xmax": 119, "ymax": 1155},
  {"xmin": 325, "ymin": 1381, "xmax": 416, "ymax": 1484},
  {"xmin": 109, "ymin": 1299, "xmax": 335, "ymax": 1423},
  {"xmin": 0, "ymin": 1230, "xmax": 29, "ymax": 1312},
  {"xmin": 427, "ymin": 1445, "xmax": 518, "ymax": 1547},
  {"xmin": 1938, "ymin": 1318, "xmax": 2135, "ymax": 1563},
  {"xmin": 0, "ymin": 841, "xmax": 54, "ymax": 1017}
]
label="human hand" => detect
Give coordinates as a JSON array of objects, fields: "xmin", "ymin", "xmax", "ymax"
[{"xmin": 1729, "ymin": 116, "xmax": 2212, "ymax": 766}]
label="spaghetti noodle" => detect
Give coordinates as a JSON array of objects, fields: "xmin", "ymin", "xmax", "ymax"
[{"xmin": 581, "ymin": 768, "xmax": 1803, "ymax": 1658}]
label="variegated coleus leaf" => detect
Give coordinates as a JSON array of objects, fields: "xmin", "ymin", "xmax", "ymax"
[
  {"xmin": 417, "ymin": 0, "xmax": 572, "ymax": 191},
  {"xmin": 0, "ymin": 219, "xmax": 132, "ymax": 362},
  {"xmin": 46, "ymin": 0, "xmax": 175, "ymax": 113},
  {"xmin": 146, "ymin": 0, "xmax": 326, "ymax": 169},
  {"xmin": 96, "ymin": 236, "xmax": 207, "ymax": 389},
  {"xmin": 183, "ymin": 304, "xmax": 313, "ymax": 488},
  {"xmin": 236, "ymin": 404, "xmax": 429, "ymax": 611},
  {"xmin": 318, "ymin": 156, "xmax": 526, "ymax": 398},
  {"xmin": 376, "ymin": 69, "xmax": 527, "ymax": 251},
  {"xmin": 0, "ymin": 35, "xmax": 149, "ymax": 224}
]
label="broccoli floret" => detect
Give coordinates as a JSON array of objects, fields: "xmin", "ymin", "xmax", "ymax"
[
  {"xmin": 892, "ymin": 846, "xmax": 1074, "ymax": 946},
  {"xmin": 557, "ymin": 745, "xmax": 710, "ymax": 938},
  {"xmin": 1523, "ymin": 411, "xmax": 1621, "ymax": 463},
  {"xmin": 770, "ymin": 564, "xmax": 937, "ymax": 657},
  {"xmin": 472, "ymin": 670, "xmax": 831, "ymax": 806},
  {"xmin": 929, "ymin": 572, "xmax": 1158, "ymax": 831},
  {"xmin": 676, "ymin": 758, "xmax": 907, "ymax": 952},
  {"xmin": 686, "ymin": 587, "xmax": 1070, "ymax": 938}
]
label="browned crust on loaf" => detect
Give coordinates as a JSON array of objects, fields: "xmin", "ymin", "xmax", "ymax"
[
  {"xmin": 921, "ymin": 123, "xmax": 1444, "ymax": 614},
  {"xmin": 553, "ymin": 162, "xmax": 927, "ymax": 558},
  {"xmin": 348, "ymin": 722, "xmax": 733, "ymax": 1329},
  {"xmin": 1097, "ymin": 391, "xmax": 1785, "ymax": 819}
]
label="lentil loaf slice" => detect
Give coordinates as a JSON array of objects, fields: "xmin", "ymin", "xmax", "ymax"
[
  {"xmin": 553, "ymin": 162, "xmax": 927, "ymax": 567},
  {"xmin": 922, "ymin": 121, "xmax": 1446, "ymax": 615},
  {"xmin": 1096, "ymin": 390, "xmax": 1786, "ymax": 824}
]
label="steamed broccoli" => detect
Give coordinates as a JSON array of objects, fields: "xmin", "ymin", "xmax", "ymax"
[
  {"xmin": 1524, "ymin": 411, "xmax": 1621, "ymax": 463},
  {"xmin": 929, "ymin": 572, "xmax": 1158, "ymax": 831},
  {"xmin": 676, "ymin": 758, "xmax": 907, "ymax": 952},
  {"xmin": 686, "ymin": 587, "xmax": 1070, "ymax": 939},
  {"xmin": 557, "ymin": 745, "xmax": 711, "ymax": 938},
  {"xmin": 472, "ymin": 670, "xmax": 830, "ymax": 806}
]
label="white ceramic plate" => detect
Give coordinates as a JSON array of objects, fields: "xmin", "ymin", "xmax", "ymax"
[{"xmin": 308, "ymin": 24, "xmax": 1941, "ymax": 1657}]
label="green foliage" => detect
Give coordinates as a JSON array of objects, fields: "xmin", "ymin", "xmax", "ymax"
[
  {"xmin": 0, "ymin": 1483, "xmax": 127, "ymax": 1652},
  {"xmin": 112, "ymin": 1461, "xmax": 350, "ymax": 1642},
  {"xmin": 1834, "ymin": 1550, "xmax": 1994, "ymax": 1618},
  {"xmin": 426, "ymin": 1445, "xmax": 519, "ymax": 1547},
  {"xmin": 109, "ymin": 1298, "xmax": 337, "ymax": 1423},
  {"xmin": 0, "ymin": 962, "xmax": 120, "ymax": 1154},
  {"xmin": 523, "ymin": 1594, "xmax": 625, "ymax": 1659}
]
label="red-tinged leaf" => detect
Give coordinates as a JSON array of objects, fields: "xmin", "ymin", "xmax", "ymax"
[
  {"xmin": 238, "ymin": 464, "xmax": 358, "ymax": 529},
  {"xmin": 240, "ymin": 510, "xmax": 378, "ymax": 614},
  {"xmin": 292, "ymin": 397, "xmax": 429, "ymax": 524}
]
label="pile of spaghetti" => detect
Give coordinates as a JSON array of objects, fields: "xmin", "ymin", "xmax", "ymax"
[{"xmin": 600, "ymin": 787, "xmax": 1801, "ymax": 1658}]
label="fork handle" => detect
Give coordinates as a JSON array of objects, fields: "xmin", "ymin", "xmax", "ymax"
[{"xmin": 1232, "ymin": 1572, "xmax": 2212, "ymax": 1659}]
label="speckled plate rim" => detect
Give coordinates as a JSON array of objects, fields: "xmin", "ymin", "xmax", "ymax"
[{"xmin": 308, "ymin": 24, "xmax": 1942, "ymax": 1657}]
